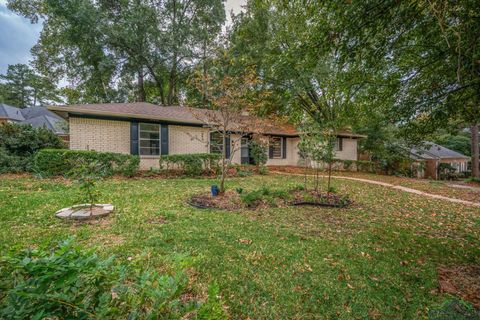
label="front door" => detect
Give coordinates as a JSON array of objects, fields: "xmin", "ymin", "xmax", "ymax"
[{"xmin": 241, "ymin": 137, "xmax": 250, "ymax": 164}]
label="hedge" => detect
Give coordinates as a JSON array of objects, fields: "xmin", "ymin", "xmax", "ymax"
[
  {"xmin": 0, "ymin": 122, "xmax": 65, "ymax": 173},
  {"xmin": 34, "ymin": 149, "xmax": 140, "ymax": 177},
  {"xmin": 159, "ymin": 153, "xmax": 221, "ymax": 176}
]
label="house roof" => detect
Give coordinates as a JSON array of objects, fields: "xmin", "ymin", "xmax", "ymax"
[
  {"xmin": 410, "ymin": 142, "xmax": 469, "ymax": 160},
  {"xmin": 0, "ymin": 103, "xmax": 25, "ymax": 121},
  {"xmin": 0, "ymin": 104, "xmax": 67, "ymax": 134},
  {"xmin": 20, "ymin": 115, "xmax": 67, "ymax": 134},
  {"xmin": 48, "ymin": 103, "xmax": 366, "ymax": 138}
]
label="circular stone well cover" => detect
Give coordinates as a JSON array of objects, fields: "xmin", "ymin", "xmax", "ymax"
[{"xmin": 55, "ymin": 204, "xmax": 114, "ymax": 220}]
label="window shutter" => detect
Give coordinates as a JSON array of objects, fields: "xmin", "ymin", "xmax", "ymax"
[
  {"xmin": 268, "ymin": 139, "xmax": 273, "ymax": 159},
  {"xmin": 282, "ymin": 137, "xmax": 287, "ymax": 158},
  {"xmin": 224, "ymin": 135, "xmax": 231, "ymax": 159},
  {"xmin": 130, "ymin": 122, "xmax": 139, "ymax": 155},
  {"xmin": 161, "ymin": 124, "xmax": 168, "ymax": 155},
  {"xmin": 338, "ymin": 137, "xmax": 343, "ymax": 151}
]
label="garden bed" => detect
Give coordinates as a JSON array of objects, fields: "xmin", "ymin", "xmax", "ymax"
[
  {"xmin": 189, "ymin": 187, "xmax": 351, "ymax": 210},
  {"xmin": 290, "ymin": 190, "xmax": 352, "ymax": 208}
]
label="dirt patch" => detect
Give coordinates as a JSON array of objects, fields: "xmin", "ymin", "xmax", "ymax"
[
  {"xmin": 438, "ymin": 265, "xmax": 480, "ymax": 307},
  {"xmin": 189, "ymin": 190, "xmax": 243, "ymax": 210},
  {"xmin": 290, "ymin": 190, "xmax": 352, "ymax": 208},
  {"xmin": 147, "ymin": 216, "xmax": 167, "ymax": 225}
]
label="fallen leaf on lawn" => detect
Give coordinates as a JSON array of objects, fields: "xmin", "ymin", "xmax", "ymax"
[{"xmin": 238, "ymin": 239, "xmax": 252, "ymax": 245}]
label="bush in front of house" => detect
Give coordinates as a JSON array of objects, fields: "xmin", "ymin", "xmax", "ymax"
[
  {"xmin": 0, "ymin": 239, "xmax": 227, "ymax": 319},
  {"xmin": 248, "ymin": 140, "xmax": 268, "ymax": 167},
  {"xmin": 159, "ymin": 153, "xmax": 221, "ymax": 176},
  {"xmin": 0, "ymin": 122, "xmax": 65, "ymax": 173},
  {"xmin": 34, "ymin": 149, "xmax": 139, "ymax": 177}
]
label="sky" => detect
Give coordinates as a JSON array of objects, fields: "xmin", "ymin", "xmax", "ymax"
[{"xmin": 0, "ymin": 0, "xmax": 246, "ymax": 74}]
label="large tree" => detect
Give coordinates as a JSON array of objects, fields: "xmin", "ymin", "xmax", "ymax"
[
  {"xmin": 0, "ymin": 64, "xmax": 60, "ymax": 108},
  {"xmin": 8, "ymin": 0, "xmax": 225, "ymax": 105},
  {"xmin": 231, "ymin": 0, "xmax": 480, "ymax": 177}
]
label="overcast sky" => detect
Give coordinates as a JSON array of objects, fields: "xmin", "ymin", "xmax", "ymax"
[{"xmin": 0, "ymin": 0, "xmax": 246, "ymax": 74}]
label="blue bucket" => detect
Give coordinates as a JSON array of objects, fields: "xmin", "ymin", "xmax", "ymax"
[{"xmin": 211, "ymin": 185, "xmax": 219, "ymax": 196}]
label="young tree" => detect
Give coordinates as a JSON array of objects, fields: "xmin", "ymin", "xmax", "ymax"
[
  {"xmin": 189, "ymin": 64, "xmax": 269, "ymax": 193},
  {"xmin": 298, "ymin": 125, "xmax": 336, "ymax": 196},
  {"xmin": 68, "ymin": 159, "xmax": 106, "ymax": 215}
]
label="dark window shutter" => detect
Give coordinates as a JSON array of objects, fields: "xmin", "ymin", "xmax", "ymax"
[
  {"xmin": 338, "ymin": 137, "xmax": 343, "ymax": 151},
  {"xmin": 161, "ymin": 124, "xmax": 168, "ymax": 155},
  {"xmin": 268, "ymin": 139, "xmax": 273, "ymax": 159},
  {"xmin": 282, "ymin": 137, "xmax": 287, "ymax": 158},
  {"xmin": 130, "ymin": 121, "xmax": 139, "ymax": 155},
  {"xmin": 224, "ymin": 135, "xmax": 231, "ymax": 159}
]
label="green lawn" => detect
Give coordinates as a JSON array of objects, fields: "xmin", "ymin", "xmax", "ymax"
[{"xmin": 1, "ymin": 174, "xmax": 479, "ymax": 319}]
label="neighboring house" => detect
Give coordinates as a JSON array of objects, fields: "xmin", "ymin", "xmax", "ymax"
[
  {"xmin": 48, "ymin": 103, "xmax": 364, "ymax": 170},
  {"xmin": 410, "ymin": 142, "xmax": 469, "ymax": 179},
  {"xmin": 0, "ymin": 103, "xmax": 68, "ymax": 139}
]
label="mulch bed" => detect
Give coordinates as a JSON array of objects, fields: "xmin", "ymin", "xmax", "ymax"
[
  {"xmin": 437, "ymin": 265, "xmax": 480, "ymax": 308},
  {"xmin": 189, "ymin": 190, "xmax": 243, "ymax": 210},
  {"xmin": 290, "ymin": 190, "xmax": 352, "ymax": 208},
  {"xmin": 188, "ymin": 189, "xmax": 351, "ymax": 210}
]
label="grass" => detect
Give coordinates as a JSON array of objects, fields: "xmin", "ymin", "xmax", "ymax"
[{"xmin": 1, "ymin": 173, "xmax": 479, "ymax": 319}]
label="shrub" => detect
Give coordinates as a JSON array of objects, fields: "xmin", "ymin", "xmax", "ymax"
[
  {"xmin": 248, "ymin": 140, "xmax": 268, "ymax": 167},
  {"xmin": 0, "ymin": 239, "xmax": 226, "ymax": 319},
  {"xmin": 234, "ymin": 165, "xmax": 254, "ymax": 177},
  {"xmin": 342, "ymin": 160, "xmax": 354, "ymax": 171},
  {"xmin": 258, "ymin": 165, "xmax": 269, "ymax": 175},
  {"xmin": 160, "ymin": 153, "xmax": 221, "ymax": 176},
  {"xmin": 240, "ymin": 186, "xmax": 290, "ymax": 207},
  {"xmin": 34, "ymin": 149, "xmax": 139, "ymax": 177},
  {"xmin": 0, "ymin": 122, "xmax": 65, "ymax": 173},
  {"xmin": 356, "ymin": 160, "xmax": 376, "ymax": 173}
]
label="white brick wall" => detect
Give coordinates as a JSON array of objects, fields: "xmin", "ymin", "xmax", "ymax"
[
  {"xmin": 70, "ymin": 117, "xmax": 130, "ymax": 154},
  {"xmin": 169, "ymin": 125, "xmax": 209, "ymax": 154},
  {"xmin": 334, "ymin": 138, "xmax": 358, "ymax": 161},
  {"xmin": 266, "ymin": 137, "xmax": 300, "ymax": 166},
  {"xmin": 69, "ymin": 118, "xmax": 359, "ymax": 170}
]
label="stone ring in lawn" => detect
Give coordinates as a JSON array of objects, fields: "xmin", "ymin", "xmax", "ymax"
[{"xmin": 55, "ymin": 204, "xmax": 114, "ymax": 220}]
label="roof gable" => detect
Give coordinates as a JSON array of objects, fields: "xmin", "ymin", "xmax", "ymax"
[
  {"xmin": 0, "ymin": 103, "xmax": 25, "ymax": 121},
  {"xmin": 411, "ymin": 142, "xmax": 469, "ymax": 160}
]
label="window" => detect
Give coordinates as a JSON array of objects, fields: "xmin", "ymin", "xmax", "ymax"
[
  {"xmin": 210, "ymin": 131, "xmax": 224, "ymax": 154},
  {"xmin": 335, "ymin": 137, "xmax": 343, "ymax": 151},
  {"xmin": 269, "ymin": 136, "xmax": 283, "ymax": 158},
  {"xmin": 139, "ymin": 123, "xmax": 160, "ymax": 155}
]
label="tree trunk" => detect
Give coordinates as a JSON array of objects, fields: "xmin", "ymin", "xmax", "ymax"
[
  {"xmin": 167, "ymin": 61, "xmax": 177, "ymax": 105},
  {"xmin": 471, "ymin": 124, "xmax": 479, "ymax": 179},
  {"xmin": 137, "ymin": 68, "xmax": 145, "ymax": 102},
  {"xmin": 219, "ymin": 130, "xmax": 227, "ymax": 194},
  {"xmin": 146, "ymin": 65, "xmax": 165, "ymax": 105},
  {"xmin": 327, "ymin": 161, "xmax": 332, "ymax": 196}
]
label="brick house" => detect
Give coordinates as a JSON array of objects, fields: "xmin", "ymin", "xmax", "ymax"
[
  {"xmin": 48, "ymin": 103, "xmax": 364, "ymax": 170},
  {"xmin": 410, "ymin": 142, "xmax": 470, "ymax": 179}
]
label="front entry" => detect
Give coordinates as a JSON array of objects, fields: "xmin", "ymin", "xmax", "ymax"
[{"xmin": 240, "ymin": 137, "xmax": 252, "ymax": 164}]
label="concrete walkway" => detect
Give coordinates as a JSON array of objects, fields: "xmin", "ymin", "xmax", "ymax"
[{"xmin": 272, "ymin": 171, "xmax": 480, "ymax": 208}]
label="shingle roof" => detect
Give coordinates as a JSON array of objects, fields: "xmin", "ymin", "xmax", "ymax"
[
  {"xmin": 411, "ymin": 142, "xmax": 469, "ymax": 160},
  {"xmin": 0, "ymin": 104, "xmax": 67, "ymax": 134},
  {"xmin": 20, "ymin": 115, "xmax": 67, "ymax": 134},
  {"xmin": 48, "ymin": 103, "xmax": 366, "ymax": 138},
  {"xmin": 20, "ymin": 106, "xmax": 63, "ymax": 121},
  {"xmin": 0, "ymin": 103, "xmax": 25, "ymax": 121}
]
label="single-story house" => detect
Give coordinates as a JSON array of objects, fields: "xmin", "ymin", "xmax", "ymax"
[
  {"xmin": 410, "ymin": 142, "xmax": 469, "ymax": 179},
  {"xmin": 0, "ymin": 103, "xmax": 68, "ymax": 140},
  {"xmin": 48, "ymin": 103, "xmax": 365, "ymax": 170}
]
